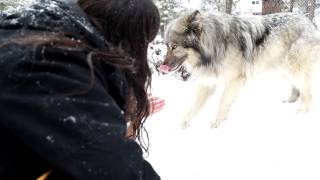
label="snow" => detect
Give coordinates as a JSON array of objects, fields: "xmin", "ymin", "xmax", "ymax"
[
  {"xmin": 146, "ymin": 74, "xmax": 320, "ymax": 180},
  {"xmin": 2, "ymin": 0, "xmax": 319, "ymax": 178},
  {"xmin": 145, "ymin": 10, "xmax": 320, "ymax": 179},
  {"xmin": 63, "ymin": 116, "xmax": 77, "ymax": 123},
  {"xmin": 1, "ymin": 0, "xmax": 36, "ymax": 14},
  {"xmin": 145, "ymin": 56, "xmax": 320, "ymax": 180},
  {"xmin": 46, "ymin": 135, "xmax": 55, "ymax": 143}
]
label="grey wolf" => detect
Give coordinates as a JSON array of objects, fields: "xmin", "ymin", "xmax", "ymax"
[{"xmin": 160, "ymin": 10, "xmax": 320, "ymax": 128}]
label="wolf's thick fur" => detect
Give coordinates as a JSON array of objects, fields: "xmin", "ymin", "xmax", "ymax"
[{"xmin": 162, "ymin": 11, "xmax": 320, "ymax": 128}]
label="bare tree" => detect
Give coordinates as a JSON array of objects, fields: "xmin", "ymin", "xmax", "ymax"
[
  {"xmin": 262, "ymin": 0, "xmax": 286, "ymax": 15},
  {"xmin": 153, "ymin": 0, "xmax": 182, "ymax": 37},
  {"xmin": 225, "ymin": 0, "xmax": 233, "ymax": 14},
  {"xmin": 289, "ymin": 0, "xmax": 295, "ymax": 12},
  {"xmin": 201, "ymin": 0, "xmax": 239, "ymax": 13},
  {"xmin": 306, "ymin": 0, "xmax": 316, "ymax": 20},
  {"xmin": 293, "ymin": 0, "xmax": 317, "ymax": 20},
  {"xmin": 201, "ymin": 0, "xmax": 225, "ymax": 12}
]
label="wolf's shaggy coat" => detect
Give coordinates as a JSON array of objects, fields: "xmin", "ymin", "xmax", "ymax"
[{"xmin": 161, "ymin": 11, "xmax": 320, "ymax": 128}]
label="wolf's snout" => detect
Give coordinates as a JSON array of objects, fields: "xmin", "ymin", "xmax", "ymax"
[{"xmin": 160, "ymin": 49, "xmax": 176, "ymax": 74}]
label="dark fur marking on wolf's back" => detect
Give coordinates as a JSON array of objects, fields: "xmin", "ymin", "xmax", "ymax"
[{"xmin": 254, "ymin": 25, "xmax": 271, "ymax": 47}]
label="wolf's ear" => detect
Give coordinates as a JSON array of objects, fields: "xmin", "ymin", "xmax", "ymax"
[
  {"xmin": 187, "ymin": 10, "xmax": 201, "ymax": 23},
  {"xmin": 186, "ymin": 10, "xmax": 202, "ymax": 36}
]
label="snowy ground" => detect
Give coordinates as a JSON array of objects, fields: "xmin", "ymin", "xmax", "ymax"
[
  {"xmin": 145, "ymin": 71, "xmax": 320, "ymax": 180},
  {"xmin": 0, "ymin": 0, "xmax": 35, "ymax": 13},
  {"xmin": 2, "ymin": 1, "xmax": 319, "ymax": 179}
]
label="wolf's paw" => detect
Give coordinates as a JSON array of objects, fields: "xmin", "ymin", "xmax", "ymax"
[
  {"xmin": 211, "ymin": 122, "xmax": 219, "ymax": 129},
  {"xmin": 211, "ymin": 120, "xmax": 222, "ymax": 129},
  {"xmin": 181, "ymin": 121, "xmax": 190, "ymax": 129},
  {"xmin": 282, "ymin": 99, "xmax": 298, "ymax": 103},
  {"xmin": 296, "ymin": 106, "xmax": 310, "ymax": 113},
  {"xmin": 211, "ymin": 115, "xmax": 228, "ymax": 128},
  {"xmin": 282, "ymin": 94, "xmax": 299, "ymax": 103}
]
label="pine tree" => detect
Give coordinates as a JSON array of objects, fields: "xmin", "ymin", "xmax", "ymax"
[{"xmin": 153, "ymin": 0, "xmax": 183, "ymax": 37}]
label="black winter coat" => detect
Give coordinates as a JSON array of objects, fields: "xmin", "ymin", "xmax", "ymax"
[{"xmin": 0, "ymin": 0, "xmax": 160, "ymax": 179}]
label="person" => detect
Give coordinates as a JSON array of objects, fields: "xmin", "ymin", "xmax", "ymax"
[
  {"xmin": 78, "ymin": 0, "xmax": 165, "ymax": 140},
  {"xmin": 0, "ymin": 0, "xmax": 161, "ymax": 179}
]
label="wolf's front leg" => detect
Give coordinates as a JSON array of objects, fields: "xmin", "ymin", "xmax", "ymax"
[
  {"xmin": 283, "ymin": 86, "xmax": 300, "ymax": 103},
  {"xmin": 297, "ymin": 78, "xmax": 312, "ymax": 113},
  {"xmin": 181, "ymin": 84, "xmax": 217, "ymax": 128},
  {"xmin": 212, "ymin": 77, "xmax": 246, "ymax": 128}
]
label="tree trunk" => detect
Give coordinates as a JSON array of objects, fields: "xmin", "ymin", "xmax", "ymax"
[
  {"xmin": 225, "ymin": 0, "xmax": 233, "ymax": 14},
  {"xmin": 289, "ymin": 0, "xmax": 295, "ymax": 12},
  {"xmin": 262, "ymin": 0, "xmax": 283, "ymax": 15},
  {"xmin": 306, "ymin": 0, "xmax": 316, "ymax": 21},
  {"xmin": 160, "ymin": 25, "xmax": 165, "ymax": 38}
]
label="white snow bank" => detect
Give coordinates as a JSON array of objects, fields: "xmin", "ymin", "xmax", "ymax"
[
  {"xmin": 1, "ymin": 0, "xmax": 36, "ymax": 14},
  {"xmin": 146, "ymin": 70, "xmax": 320, "ymax": 180}
]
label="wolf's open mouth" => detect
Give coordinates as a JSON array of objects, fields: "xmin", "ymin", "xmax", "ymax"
[
  {"xmin": 170, "ymin": 62, "xmax": 184, "ymax": 72},
  {"xmin": 159, "ymin": 64, "xmax": 191, "ymax": 81},
  {"xmin": 160, "ymin": 55, "xmax": 187, "ymax": 74},
  {"xmin": 159, "ymin": 62, "xmax": 183, "ymax": 74}
]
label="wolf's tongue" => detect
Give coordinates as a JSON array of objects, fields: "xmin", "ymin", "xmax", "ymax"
[{"xmin": 159, "ymin": 65, "xmax": 171, "ymax": 73}]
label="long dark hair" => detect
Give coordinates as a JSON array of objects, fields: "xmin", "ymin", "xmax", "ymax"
[
  {"xmin": 1, "ymin": 0, "xmax": 160, "ymax": 150},
  {"xmin": 78, "ymin": 0, "xmax": 160, "ymax": 142}
]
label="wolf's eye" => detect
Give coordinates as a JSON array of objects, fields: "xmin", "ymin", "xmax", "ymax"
[{"xmin": 172, "ymin": 44, "xmax": 178, "ymax": 50}]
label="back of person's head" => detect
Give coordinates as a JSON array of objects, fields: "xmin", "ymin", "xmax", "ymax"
[
  {"xmin": 79, "ymin": 0, "xmax": 160, "ymax": 61},
  {"xmin": 78, "ymin": 0, "xmax": 160, "ymax": 141}
]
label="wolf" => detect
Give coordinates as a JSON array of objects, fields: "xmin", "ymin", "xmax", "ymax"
[{"xmin": 160, "ymin": 10, "xmax": 320, "ymax": 128}]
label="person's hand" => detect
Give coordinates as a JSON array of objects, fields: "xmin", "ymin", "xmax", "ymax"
[
  {"xmin": 148, "ymin": 94, "xmax": 165, "ymax": 115},
  {"xmin": 126, "ymin": 95, "xmax": 165, "ymax": 139}
]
